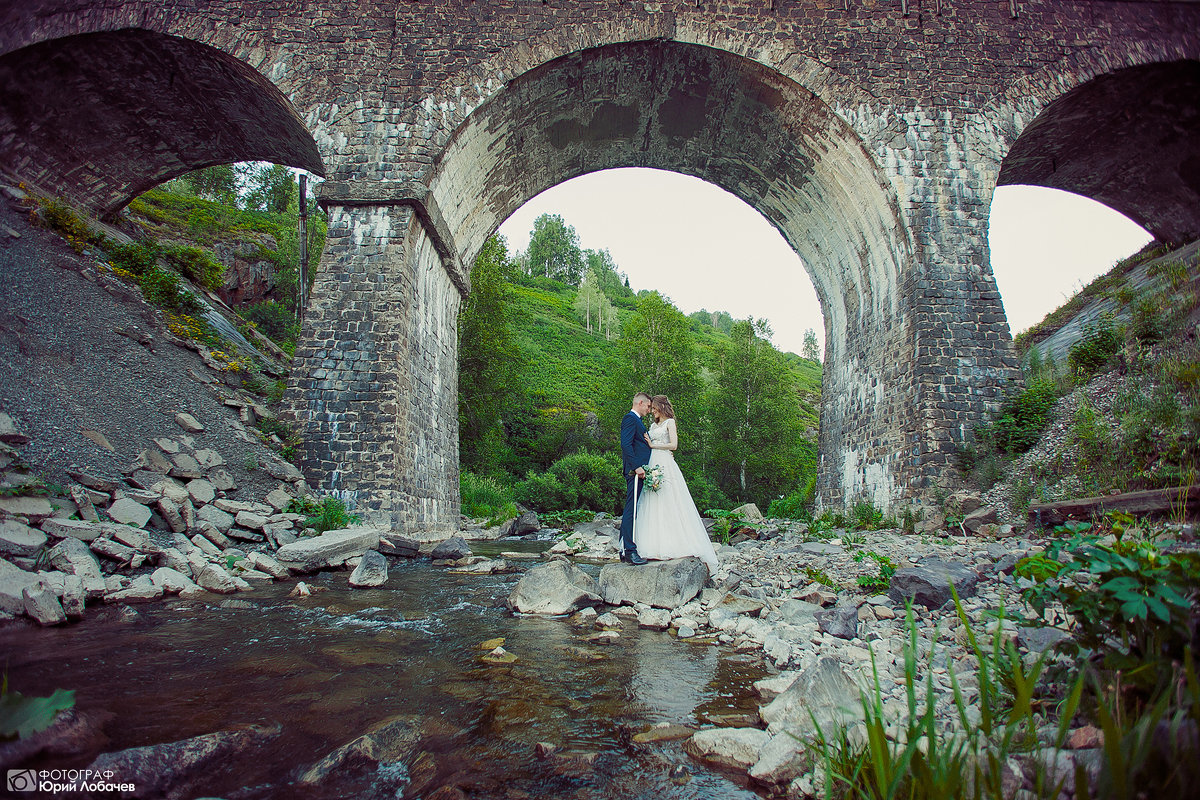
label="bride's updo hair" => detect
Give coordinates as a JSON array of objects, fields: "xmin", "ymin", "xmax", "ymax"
[{"xmin": 651, "ymin": 395, "xmax": 675, "ymax": 420}]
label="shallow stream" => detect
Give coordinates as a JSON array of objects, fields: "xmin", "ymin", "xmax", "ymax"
[{"xmin": 4, "ymin": 542, "xmax": 771, "ymax": 799}]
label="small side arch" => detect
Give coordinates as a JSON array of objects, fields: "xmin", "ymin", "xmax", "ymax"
[{"xmin": 0, "ymin": 28, "xmax": 324, "ymax": 215}]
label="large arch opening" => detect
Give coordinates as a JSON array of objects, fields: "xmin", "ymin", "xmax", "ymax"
[
  {"xmin": 426, "ymin": 39, "xmax": 913, "ymax": 509},
  {"xmin": 0, "ymin": 28, "xmax": 324, "ymax": 217},
  {"xmin": 997, "ymin": 59, "xmax": 1200, "ymax": 246}
]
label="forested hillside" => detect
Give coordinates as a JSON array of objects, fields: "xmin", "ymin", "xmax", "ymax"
[{"xmin": 459, "ymin": 214, "xmax": 823, "ymax": 518}]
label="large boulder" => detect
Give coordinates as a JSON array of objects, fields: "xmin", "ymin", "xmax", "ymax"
[
  {"xmin": 275, "ymin": 527, "xmax": 382, "ymax": 572},
  {"xmin": 731, "ymin": 502, "xmax": 765, "ymax": 523},
  {"xmin": 598, "ymin": 557, "xmax": 708, "ymax": 610},
  {"xmin": 298, "ymin": 714, "xmax": 421, "ymax": 784},
  {"xmin": 0, "ymin": 558, "xmax": 41, "ymax": 614},
  {"xmin": 815, "ymin": 604, "xmax": 860, "ymax": 640},
  {"xmin": 759, "ymin": 656, "xmax": 865, "ymax": 740},
  {"xmin": 507, "ymin": 558, "xmax": 602, "ymax": 615},
  {"xmin": 430, "ymin": 536, "xmax": 472, "ymax": 560},
  {"xmin": 888, "ymin": 557, "xmax": 979, "ymax": 609},
  {"xmin": 683, "ymin": 727, "xmax": 770, "ymax": 772},
  {"xmin": 88, "ymin": 724, "xmax": 278, "ymax": 799},
  {"xmin": 0, "ymin": 519, "xmax": 47, "ymax": 557},
  {"xmin": 107, "ymin": 497, "xmax": 153, "ymax": 528},
  {"xmin": 502, "ymin": 510, "xmax": 541, "ymax": 537},
  {"xmin": 47, "ymin": 538, "xmax": 105, "ymax": 598},
  {"xmin": 23, "ymin": 582, "xmax": 66, "ymax": 625},
  {"xmin": 349, "ymin": 549, "xmax": 389, "ymax": 587},
  {"xmin": 377, "ymin": 534, "xmax": 420, "ymax": 558}
]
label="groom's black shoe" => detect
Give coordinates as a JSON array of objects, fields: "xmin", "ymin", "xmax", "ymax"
[{"xmin": 623, "ymin": 550, "xmax": 648, "ymax": 565}]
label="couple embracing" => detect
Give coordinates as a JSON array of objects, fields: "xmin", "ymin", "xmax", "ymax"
[{"xmin": 618, "ymin": 392, "xmax": 719, "ymax": 572}]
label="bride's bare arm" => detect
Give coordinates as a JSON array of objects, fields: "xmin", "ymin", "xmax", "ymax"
[{"xmin": 652, "ymin": 419, "xmax": 679, "ymax": 451}]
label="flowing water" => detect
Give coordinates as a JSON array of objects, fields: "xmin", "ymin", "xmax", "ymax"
[{"xmin": 3, "ymin": 542, "xmax": 771, "ymax": 799}]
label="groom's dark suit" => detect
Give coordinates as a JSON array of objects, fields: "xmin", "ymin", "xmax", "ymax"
[{"xmin": 619, "ymin": 409, "xmax": 652, "ymax": 556}]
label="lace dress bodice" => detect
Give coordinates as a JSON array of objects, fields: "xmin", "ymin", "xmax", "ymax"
[{"xmin": 648, "ymin": 420, "xmax": 671, "ymax": 445}]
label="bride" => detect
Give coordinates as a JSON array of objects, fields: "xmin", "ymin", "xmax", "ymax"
[{"xmin": 634, "ymin": 395, "xmax": 720, "ymax": 573}]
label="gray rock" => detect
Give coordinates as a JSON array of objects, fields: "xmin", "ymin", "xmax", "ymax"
[
  {"xmin": 683, "ymin": 727, "xmax": 770, "ymax": 771},
  {"xmin": 156, "ymin": 497, "xmax": 187, "ymax": 533},
  {"xmin": 187, "ymin": 479, "xmax": 216, "ymax": 506},
  {"xmin": 156, "ymin": 547, "xmax": 192, "ymax": 576},
  {"xmin": 106, "ymin": 575, "xmax": 162, "ymax": 602},
  {"xmin": 888, "ymin": 557, "xmax": 979, "ymax": 609},
  {"xmin": 110, "ymin": 526, "xmax": 151, "ymax": 551},
  {"xmin": 0, "ymin": 558, "xmax": 42, "ymax": 614},
  {"xmin": 208, "ymin": 469, "xmax": 237, "ymax": 492},
  {"xmin": 598, "ymin": 557, "xmax": 708, "ymax": 609},
  {"xmin": 298, "ymin": 715, "xmax": 420, "ymax": 785},
  {"xmin": 0, "ymin": 495, "xmax": 53, "ymax": 522},
  {"xmin": 0, "ymin": 519, "xmax": 47, "ymax": 557},
  {"xmin": 154, "ymin": 437, "xmax": 181, "ymax": 454},
  {"xmin": 194, "ymin": 522, "xmax": 232, "ymax": 550},
  {"xmin": 378, "ymin": 534, "xmax": 420, "ymax": 557},
  {"xmin": 731, "ymin": 502, "xmax": 765, "ymax": 522},
  {"xmin": 195, "ymin": 563, "xmax": 240, "ymax": 594},
  {"xmin": 1017, "ymin": 626, "xmax": 1072, "ymax": 653},
  {"xmin": 193, "ymin": 448, "xmax": 225, "ymax": 469},
  {"xmin": 174, "ymin": 412, "xmax": 205, "ymax": 433},
  {"xmin": 778, "ymin": 599, "xmax": 823, "ymax": 624},
  {"xmin": 107, "ymin": 497, "xmax": 152, "ymax": 528},
  {"xmin": 88, "ymin": 724, "xmax": 278, "ymax": 799},
  {"xmin": 0, "ymin": 411, "xmax": 28, "ymax": 443},
  {"xmin": 40, "ymin": 517, "xmax": 107, "ymax": 541},
  {"xmin": 190, "ymin": 533, "xmax": 223, "ymax": 557},
  {"xmin": 152, "ymin": 567, "xmax": 197, "ymax": 594},
  {"xmin": 265, "ymin": 488, "xmax": 293, "ymax": 513},
  {"xmin": 797, "ymin": 541, "xmax": 843, "ymax": 555},
  {"xmin": 90, "ymin": 538, "xmax": 136, "ymax": 563},
  {"xmin": 963, "ymin": 506, "xmax": 999, "ymax": 533},
  {"xmin": 750, "ymin": 731, "xmax": 812, "ymax": 787},
  {"xmin": 349, "ymin": 549, "xmax": 389, "ymax": 587},
  {"xmin": 69, "ymin": 484, "xmax": 100, "ymax": 521},
  {"xmin": 503, "ymin": 510, "xmax": 541, "ymax": 536},
  {"xmin": 754, "ymin": 672, "xmax": 801, "ymax": 700},
  {"xmin": 247, "ymin": 551, "xmax": 290, "ymax": 579},
  {"xmin": 263, "ymin": 459, "xmax": 303, "ymax": 482},
  {"xmin": 816, "ymin": 604, "xmax": 860, "ymax": 640},
  {"xmin": 235, "ymin": 510, "xmax": 269, "ymax": 530},
  {"xmin": 638, "ymin": 607, "xmax": 672, "ymax": 630},
  {"xmin": 169, "ymin": 453, "xmax": 203, "ymax": 480},
  {"xmin": 47, "ymin": 538, "xmax": 105, "ymax": 598},
  {"xmin": 23, "ymin": 582, "xmax": 66, "ymax": 625},
  {"xmin": 61, "ymin": 574, "xmax": 85, "ymax": 619},
  {"xmin": 430, "ymin": 535, "xmax": 472, "ymax": 560},
  {"xmin": 507, "ymin": 559, "xmax": 602, "ymax": 615},
  {"xmin": 275, "ymin": 527, "xmax": 382, "ymax": 572},
  {"xmin": 227, "ymin": 527, "xmax": 265, "ymax": 543},
  {"xmin": 128, "ymin": 448, "xmax": 173, "ymax": 475},
  {"xmin": 759, "ymin": 656, "xmax": 865, "ymax": 738},
  {"xmin": 196, "ymin": 504, "xmax": 235, "ymax": 534}
]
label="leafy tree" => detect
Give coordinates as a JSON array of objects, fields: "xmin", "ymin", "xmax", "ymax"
[
  {"xmin": 585, "ymin": 248, "xmax": 633, "ymax": 299},
  {"xmin": 574, "ymin": 269, "xmax": 605, "ymax": 334},
  {"xmin": 599, "ymin": 295, "xmax": 619, "ymax": 341},
  {"xmin": 459, "ymin": 236, "xmax": 521, "ymax": 474},
  {"xmin": 601, "ymin": 292, "xmax": 703, "ymax": 464},
  {"xmin": 707, "ymin": 318, "xmax": 810, "ymax": 506},
  {"xmin": 179, "ymin": 163, "xmax": 242, "ymax": 206},
  {"xmin": 243, "ymin": 163, "xmax": 297, "ymax": 214},
  {"xmin": 802, "ymin": 327, "xmax": 821, "ymax": 362},
  {"xmin": 526, "ymin": 213, "xmax": 584, "ymax": 284}
]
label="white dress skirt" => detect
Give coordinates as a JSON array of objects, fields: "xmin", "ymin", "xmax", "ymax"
[{"xmin": 634, "ymin": 419, "xmax": 719, "ymax": 573}]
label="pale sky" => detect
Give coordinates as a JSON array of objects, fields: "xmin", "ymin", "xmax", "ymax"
[{"xmin": 497, "ymin": 168, "xmax": 1153, "ymax": 356}]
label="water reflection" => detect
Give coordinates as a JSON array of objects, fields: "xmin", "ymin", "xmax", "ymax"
[{"xmin": 1, "ymin": 557, "xmax": 769, "ymax": 799}]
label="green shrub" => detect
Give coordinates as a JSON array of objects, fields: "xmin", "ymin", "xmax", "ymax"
[
  {"xmin": 991, "ymin": 376, "xmax": 1059, "ymax": 455},
  {"xmin": 1068, "ymin": 315, "xmax": 1122, "ymax": 378},
  {"xmin": 138, "ymin": 267, "xmax": 203, "ymax": 315},
  {"xmin": 514, "ymin": 451, "xmax": 624, "ymax": 513},
  {"xmin": 37, "ymin": 197, "xmax": 102, "ymax": 252},
  {"xmin": 768, "ymin": 477, "xmax": 816, "ymax": 519},
  {"xmin": 106, "ymin": 239, "xmax": 162, "ymax": 276},
  {"xmin": 460, "ymin": 471, "xmax": 519, "ymax": 523},
  {"xmin": 241, "ymin": 300, "xmax": 300, "ymax": 348},
  {"xmin": 1015, "ymin": 530, "xmax": 1200, "ymax": 674},
  {"xmin": 850, "ymin": 499, "xmax": 886, "ymax": 530},
  {"xmin": 163, "ymin": 243, "xmax": 225, "ymax": 291},
  {"xmin": 305, "ymin": 496, "xmax": 361, "ymax": 534}
]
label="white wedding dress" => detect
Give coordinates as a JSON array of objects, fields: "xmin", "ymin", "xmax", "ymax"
[{"xmin": 634, "ymin": 418, "xmax": 719, "ymax": 572}]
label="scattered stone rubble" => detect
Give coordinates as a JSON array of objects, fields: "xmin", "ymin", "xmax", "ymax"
[{"xmin": 497, "ymin": 505, "xmax": 1122, "ymax": 800}]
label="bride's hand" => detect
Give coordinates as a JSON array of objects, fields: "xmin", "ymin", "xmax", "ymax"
[{"xmin": 644, "ymin": 433, "xmax": 651, "ymax": 446}]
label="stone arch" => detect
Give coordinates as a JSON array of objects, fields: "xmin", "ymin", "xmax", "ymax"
[
  {"xmin": 424, "ymin": 39, "xmax": 913, "ymax": 510},
  {"xmin": 0, "ymin": 28, "xmax": 324, "ymax": 215},
  {"xmin": 972, "ymin": 40, "xmax": 1200, "ymax": 244}
]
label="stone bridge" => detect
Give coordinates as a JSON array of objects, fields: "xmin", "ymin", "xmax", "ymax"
[{"xmin": 1, "ymin": 1, "xmax": 1197, "ymax": 534}]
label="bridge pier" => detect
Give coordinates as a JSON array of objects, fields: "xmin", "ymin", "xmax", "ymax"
[{"xmin": 283, "ymin": 198, "xmax": 465, "ymax": 533}]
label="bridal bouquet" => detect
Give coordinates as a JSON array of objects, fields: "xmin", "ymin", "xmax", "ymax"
[{"xmin": 642, "ymin": 464, "xmax": 665, "ymax": 491}]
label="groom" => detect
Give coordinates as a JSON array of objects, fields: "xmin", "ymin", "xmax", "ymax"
[{"xmin": 619, "ymin": 392, "xmax": 653, "ymax": 565}]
